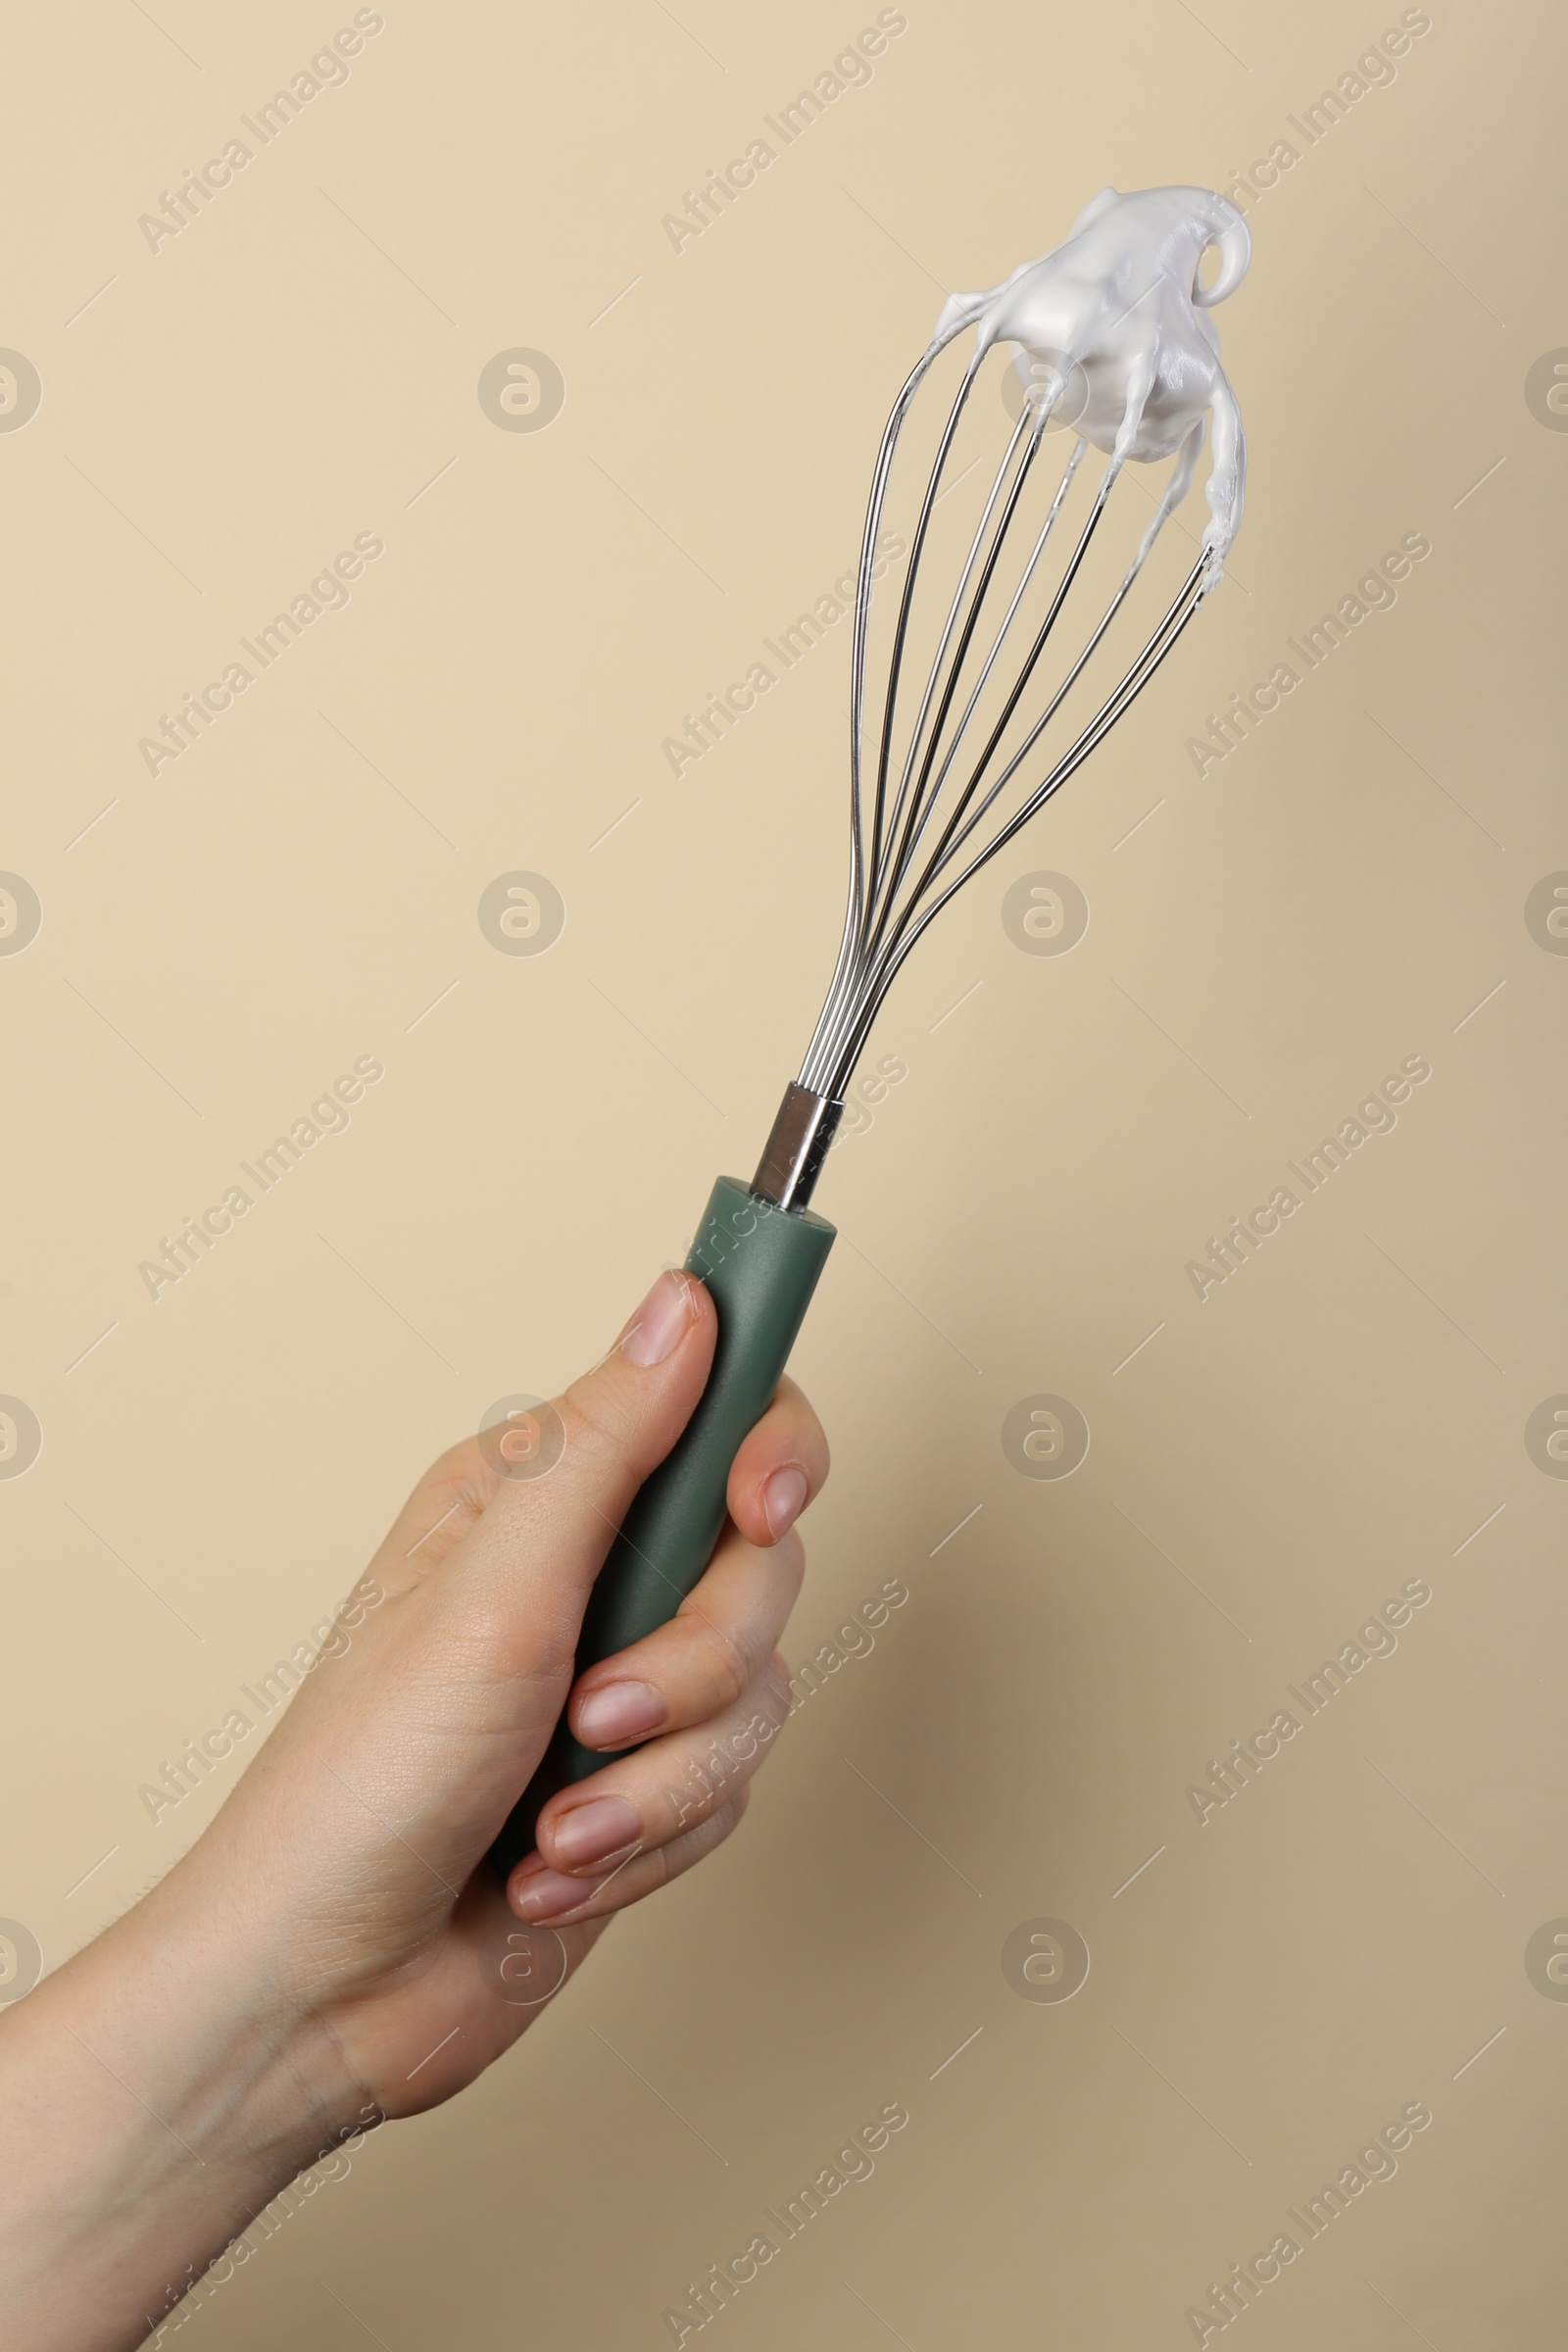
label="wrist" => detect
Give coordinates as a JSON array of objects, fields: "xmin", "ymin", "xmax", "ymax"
[{"xmin": 0, "ymin": 1848, "xmax": 375, "ymax": 2352}]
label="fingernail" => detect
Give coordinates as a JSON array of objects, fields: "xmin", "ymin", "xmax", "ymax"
[
  {"xmin": 550, "ymin": 1795, "xmax": 642, "ymax": 1872},
  {"xmin": 762, "ymin": 1465, "xmax": 808, "ymax": 1541},
  {"xmin": 575, "ymin": 1680, "xmax": 665, "ymax": 1748},
  {"xmin": 514, "ymin": 1867, "xmax": 594, "ymax": 1921},
  {"xmin": 619, "ymin": 1271, "xmax": 694, "ymax": 1368}
]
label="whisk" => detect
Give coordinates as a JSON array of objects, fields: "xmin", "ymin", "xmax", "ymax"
[{"xmin": 494, "ymin": 183, "xmax": 1250, "ymax": 1869}]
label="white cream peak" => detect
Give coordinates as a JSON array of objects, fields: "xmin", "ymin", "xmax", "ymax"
[{"xmin": 934, "ymin": 184, "xmax": 1249, "ymax": 563}]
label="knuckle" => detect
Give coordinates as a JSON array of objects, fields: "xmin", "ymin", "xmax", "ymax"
[
  {"xmin": 678, "ymin": 1604, "xmax": 753, "ymax": 1712},
  {"xmin": 422, "ymin": 1433, "xmax": 482, "ymax": 1488},
  {"xmin": 554, "ymin": 1384, "xmax": 637, "ymax": 1479},
  {"xmin": 413, "ymin": 1436, "xmax": 490, "ymax": 1515},
  {"xmin": 661, "ymin": 1763, "xmax": 719, "ymax": 1840},
  {"xmin": 777, "ymin": 1378, "xmax": 830, "ymax": 1486},
  {"xmin": 670, "ymin": 1794, "xmax": 736, "ymax": 1861},
  {"xmin": 661, "ymin": 1735, "xmax": 747, "ymax": 1838},
  {"xmin": 704, "ymin": 1789, "xmax": 748, "ymax": 1847},
  {"xmin": 587, "ymin": 1841, "xmax": 669, "ymax": 1916},
  {"xmin": 770, "ymin": 1527, "xmax": 807, "ymax": 1592},
  {"xmin": 760, "ymin": 1651, "xmax": 796, "ymax": 1718}
]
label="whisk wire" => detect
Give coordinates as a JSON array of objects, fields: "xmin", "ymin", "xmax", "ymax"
[
  {"xmin": 879, "ymin": 429, "xmax": 1086, "ymax": 913},
  {"xmin": 869, "ymin": 383, "xmax": 1042, "ymax": 930},
  {"xmin": 808, "ymin": 553, "xmax": 1210, "ymax": 1099},
  {"xmin": 798, "ymin": 328, "xmax": 1224, "ymax": 1105},
  {"xmin": 803, "ymin": 327, "xmax": 969, "ymax": 1095},
  {"xmin": 896, "ymin": 442, "xmax": 1121, "ymax": 915},
  {"xmin": 860, "ymin": 347, "xmax": 982, "ymax": 914}
]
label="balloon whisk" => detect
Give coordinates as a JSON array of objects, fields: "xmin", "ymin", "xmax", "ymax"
[{"xmin": 752, "ymin": 184, "xmax": 1250, "ymax": 1210}]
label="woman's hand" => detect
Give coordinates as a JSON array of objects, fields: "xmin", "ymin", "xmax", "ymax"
[
  {"xmin": 243, "ymin": 1265, "xmax": 828, "ymax": 2112},
  {"xmin": 0, "ymin": 1268, "xmax": 826, "ymax": 2351}
]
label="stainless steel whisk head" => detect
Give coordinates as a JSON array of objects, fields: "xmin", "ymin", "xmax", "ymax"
[{"xmin": 753, "ymin": 185, "xmax": 1250, "ymax": 1212}]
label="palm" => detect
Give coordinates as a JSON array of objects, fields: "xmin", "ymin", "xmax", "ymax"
[
  {"xmin": 227, "ymin": 1441, "xmax": 604, "ymax": 2117},
  {"xmin": 313, "ymin": 1877, "xmax": 607, "ymax": 2118}
]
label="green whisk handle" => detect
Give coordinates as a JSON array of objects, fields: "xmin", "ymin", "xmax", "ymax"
[{"xmin": 491, "ymin": 1174, "xmax": 836, "ymax": 1876}]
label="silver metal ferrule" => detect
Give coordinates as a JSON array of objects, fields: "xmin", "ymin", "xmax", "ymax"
[{"xmin": 751, "ymin": 1082, "xmax": 842, "ymax": 1212}]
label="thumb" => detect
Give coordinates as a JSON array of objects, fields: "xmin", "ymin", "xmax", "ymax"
[
  {"xmin": 427, "ymin": 1267, "xmax": 718, "ymax": 1685},
  {"xmin": 170, "ymin": 1272, "xmax": 723, "ymax": 1980}
]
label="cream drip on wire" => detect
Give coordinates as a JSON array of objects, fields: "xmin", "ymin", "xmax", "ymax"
[{"xmin": 934, "ymin": 183, "xmax": 1248, "ymax": 570}]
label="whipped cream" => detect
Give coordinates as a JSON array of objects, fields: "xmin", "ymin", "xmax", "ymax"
[{"xmin": 935, "ymin": 185, "xmax": 1248, "ymax": 558}]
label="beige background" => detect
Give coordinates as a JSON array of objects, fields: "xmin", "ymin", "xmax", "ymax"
[{"xmin": 3, "ymin": 0, "xmax": 1565, "ymax": 2343}]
